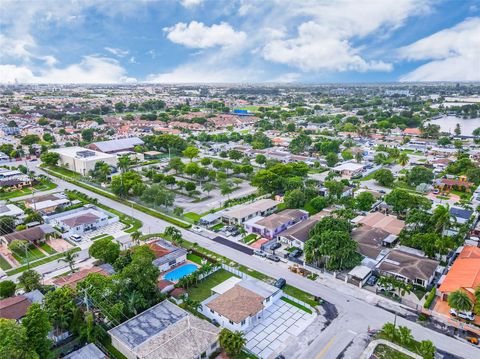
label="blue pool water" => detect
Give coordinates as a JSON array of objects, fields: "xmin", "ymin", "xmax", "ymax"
[{"xmin": 163, "ymin": 263, "xmax": 198, "ymax": 281}]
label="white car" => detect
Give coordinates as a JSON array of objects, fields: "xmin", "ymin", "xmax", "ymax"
[
  {"xmin": 192, "ymin": 226, "xmax": 203, "ymax": 233},
  {"xmin": 70, "ymin": 234, "xmax": 82, "ymax": 242},
  {"xmin": 450, "ymin": 308, "xmax": 475, "ymax": 321}
]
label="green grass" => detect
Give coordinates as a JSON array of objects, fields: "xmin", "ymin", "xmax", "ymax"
[
  {"xmin": 373, "ymin": 344, "xmax": 413, "ymax": 359},
  {"xmin": 90, "ymin": 234, "xmax": 114, "ymax": 241},
  {"xmin": 234, "ymin": 351, "xmax": 259, "ymax": 359},
  {"xmin": 210, "ymin": 223, "xmax": 224, "ymax": 231},
  {"xmin": 12, "ymin": 246, "xmax": 46, "ymax": 264},
  {"xmin": 303, "ymin": 202, "xmax": 318, "ymax": 215},
  {"xmin": 184, "ymin": 212, "xmax": 202, "ymax": 223},
  {"xmin": 187, "ymin": 253, "xmax": 203, "ymax": 265},
  {"xmin": 6, "ymin": 247, "xmax": 81, "ymax": 276},
  {"xmin": 242, "ymin": 233, "xmax": 257, "ymax": 244},
  {"xmin": 186, "ymin": 269, "xmax": 235, "ymax": 302},
  {"xmin": 283, "ymin": 284, "xmax": 319, "ymax": 307},
  {"xmin": 360, "ymin": 170, "xmax": 380, "ymax": 182},
  {"xmin": 0, "ymin": 254, "xmax": 12, "ymax": 270},
  {"xmin": 281, "ymin": 296, "xmax": 313, "ymax": 314},
  {"xmin": 39, "ymin": 242, "xmax": 57, "ymax": 255},
  {"xmin": 0, "ymin": 180, "xmax": 57, "ymax": 199}
]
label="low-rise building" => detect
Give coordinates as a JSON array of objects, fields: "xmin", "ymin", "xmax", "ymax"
[
  {"xmin": 109, "ymin": 300, "xmax": 220, "ymax": 359},
  {"xmin": 244, "ymin": 209, "xmax": 309, "ymax": 239},
  {"xmin": 1, "ymin": 224, "xmax": 56, "ymax": 246},
  {"xmin": 23, "ymin": 192, "xmax": 71, "ymax": 214},
  {"xmin": 221, "ymin": 198, "xmax": 279, "ymax": 225},
  {"xmin": 88, "ymin": 137, "xmax": 144, "ymax": 154},
  {"xmin": 148, "ymin": 239, "xmax": 187, "ymax": 272},
  {"xmin": 52, "ymin": 267, "xmax": 108, "ymax": 289},
  {"xmin": 0, "ymin": 203, "xmax": 25, "ymax": 223},
  {"xmin": 354, "ymin": 212, "xmax": 405, "ymax": 236},
  {"xmin": 50, "ymin": 147, "xmax": 118, "ymax": 175},
  {"xmin": 64, "ymin": 343, "xmax": 107, "ymax": 359},
  {"xmin": 332, "ymin": 162, "xmax": 365, "ymax": 179}
]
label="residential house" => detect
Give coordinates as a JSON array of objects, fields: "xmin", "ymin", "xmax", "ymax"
[
  {"xmin": 64, "ymin": 343, "xmax": 107, "ymax": 359},
  {"xmin": 449, "ymin": 207, "xmax": 474, "ymax": 225},
  {"xmin": 148, "ymin": 238, "xmax": 188, "ymax": 272},
  {"xmin": 202, "ymin": 277, "xmax": 282, "ymax": 332},
  {"xmin": 1, "ymin": 224, "xmax": 56, "ymax": 246},
  {"xmin": 23, "ymin": 192, "xmax": 71, "ymax": 214},
  {"xmin": 52, "ymin": 267, "xmax": 108, "ymax": 289},
  {"xmin": 109, "ymin": 300, "xmax": 220, "ymax": 359},
  {"xmin": 354, "ymin": 212, "xmax": 405, "ymax": 236},
  {"xmin": 436, "ymin": 176, "xmax": 474, "ymax": 192},
  {"xmin": 351, "ymin": 225, "xmax": 396, "ymax": 267},
  {"xmin": 0, "ymin": 203, "xmax": 25, "ymax": 223},
  {"xmin": 332, "ymin": 162, "xmax": 365, "ymax": 179},
  {"xmin": 244, "ymin": 209, "xmax": 309, "ymax": 239},
  {"xmin": 376, "ymin": 249, "xmax": 439, "ymax": 287},
  {"xmin": 221, "ymin": 199, "xmax": 279, "ymax": 225},
  {"xmin": 0, "ymin": 290, "xmax": 44, "ymax": 321}
]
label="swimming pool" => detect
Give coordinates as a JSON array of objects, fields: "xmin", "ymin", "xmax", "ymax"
[{"xmin": 163, "ymin": 263, "xmax": 198, "ymax": 281}]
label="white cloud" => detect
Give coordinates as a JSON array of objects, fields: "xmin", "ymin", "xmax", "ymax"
[
  {"xmin": 104, "ymin": 47, "xmax": 129, "ymax": 57},
  {"xmin": 399, "ymin": 17, "xmax": 480, "ymax": 81},
  {"xmin": 180, "ymin": 0, "xmax": 203, "ymax": 8},
  {"xmin": 258, "ymin": 0, "xmax": 428, "ymax": 72},
  {"xmin": 0, "ymin": 56, "xmax": 136, "ymax": 84},
  {"xmin": 164, "ymin": 21, "xmax": 246, "ymax": 49}
]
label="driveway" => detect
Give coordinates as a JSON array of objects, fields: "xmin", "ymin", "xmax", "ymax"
[{"xmin": 245, "ymin": 299, "xmax": 316, "ymax": 358}]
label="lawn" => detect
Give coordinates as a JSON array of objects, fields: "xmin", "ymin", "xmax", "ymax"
[
  {"xmin": 184, "ymin": 212, "xmax": 202, "ymax": 223},
  {"xmin": 373, "ymin": 344, "xmax": 413, "ymax": 359},
  {"xmin": 210, "ymin": 223, "xmax": 224, "ymax": 231},
  {"xmin": 39, "ymin": 242, "xmax": 57, "ymax": 255},
  {"xmin": 283, "ymin": 284, "xmax": 319, "ymax": 307},
  {"xmin": 6, "ymin": 247, "xmax": 81, "ymax": 276},
  {"xmin": 47, "ymin": 165, "xmax": 82, "ymax": 179},
  {"xmin": 91, "ymin": 234, "xmax": 114, "ymax": 241},
  {"xmin": 281, "ymin": 296, "xmax": 312, "ymax": 314},
  {"xmin": 186, "ymin": 269, "xmax": 235, "ymax": 302},
  {"xmin": 0, "ymin": 254, "xmax": 12, "ymax": 270},
  {"xmin": 12, "ymin": 246, "xmax": 46, "ymax": 264},
  {"xmin": 0, "ymin": 180, "xmax": 57, "ymax": 200},
  {"xmin": 187, "ymin": 253, "xmax": 204, "ymax": 265},
  {"xmin": 242, "ymin": 233, "xmax": 257, "ymax": 245},
  {"xmin": 360, "ymin": 170, "xmax": 380, "ymax": 182}
]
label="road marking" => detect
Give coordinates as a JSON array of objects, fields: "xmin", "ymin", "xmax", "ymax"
[
  {"xmin": 348, "ymin": 330, "xmax": 357, "ymax": 335},
  {"xmin": 315, "ymin": 336, "xmax": 336, "ymax": 359}
]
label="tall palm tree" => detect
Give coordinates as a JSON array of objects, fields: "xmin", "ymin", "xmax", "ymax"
[
  {"xmin": 126, "ymin": 291, "xmax": 146, "ymax": 316},
  {"xmin": 417, "ymin": 340, "xmax": 436, "ymax": 359},
  {"xmin": 58, "ymin": 250, "xmax": 78, "ymax": 273},
  {"xmin": 448, "ymin": 290, "xmax": 473, "ymax": 312},
  {"xmin": 397, "ymin": 326, "xmax": 413, "ymax": 346},
  {"xmin": 431, "ymin": 204, "xmax": 451, "ymax": 234},
  {"xmin": 130, "ymin": 230, "xmax": 142, "ymax": 245},
  {"xmin": 219, "ymin": 329, "xmax": 246, "ymax": 357},
  {"xmin": 397, "ymin": 152, "xmax": 409, "ymax": 167},
  {"xmin": 118, "ymin": 155, "xmax": 131, "ymax": 173},
  {"xmin": 380, "ymin": 322, "xmax": 397, "ymax": 341}
]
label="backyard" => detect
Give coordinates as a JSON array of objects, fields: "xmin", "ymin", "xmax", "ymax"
[{"xmin": 186, "ymin": 269, "xmax": 236, "ymax": 302}]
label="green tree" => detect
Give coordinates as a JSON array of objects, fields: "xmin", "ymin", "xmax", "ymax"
[
  {"xmin": 22, "ymin": 303, "xmax": 52, "ymax": 358},
  {"xmin": 118, "ymin": 155, "xmax": 131, "ymax": 173},
  {"xmin": 437, "ymin": 137, "xmax": 451, "ymax": 147},
  {"xmin": 40, "ymin": 151, "xmax": 60, "ymax": 166},
  {"xmin": 397, "ymin": 152, "xmax": 409, "ymax": 166},
  {"xmin": 284, "ymin": 189, "xmax": 306, "ymax": 209},
  {"xmin": 18, "ymin": 270, "xmax": 41, "ymax": 292},
  {"xmin": 168, "ymin": 157, "xmax": 185, "ymax": 174},
  {"xmin": 89, "ymin": 161, "xmax": 111, "ymax": 182},
  {"xmin": 374, "ymin": 169, "xmax": 394, "ymax": 187},
  {"xmin": 131, "ymin": 230, "xmax": 142, "ymax": 245},
  {"xmin": 355, "ymin": 191, "xmax": 375, "ymax": 211},
  {"xmin": 0, "ymin": 319, "xmax": 37, "ymax": 359},
  {"xmin": 407, "ymin": 166, "xmax": 434, "ymax": 186},
  {"xmin": 0, "ymin": 216, "xmax": 16, "ymax": 234},
  {"xmin": 228, "ymin": 149, "xmax": 243, "ymax": 161},
  {"xmin": 325, "ymin": 152, "xmax": 339, "ymax": 167},
  {"xmin": 309, "ymin": 196, "xmax": 329, "ymax": 212},
  {"xmin": 289, "ymin": 134, "xmax": 312, "ymax": 154},
  {"xmin": 43, "ymin": 286, "xmax": 76, "ymax": 332},
  {"xmin": 397, "ymin": 325, "xmax": 413, "ymax": 346},
  {"xmin": 21, "ymin": 134, "xmax": 40, "ymax": 146},
  {"xmin": 182, "ymin": 146, "xmax": 199, "ymax": 161},
  {"xmin": 255, "ymin": 154, "xmax": 266, "ymax": 165},
  {"xmin": 219, "ymin": 180, "xmax": 234, "ymax": 199},
  {"xmin": 219, "ymin": 329, "xmax": 246, "ymax": 357},
  {"xmin": 81, "ymin": 128, "xmax": 94, "ymax": 142},
  {"xmin": 454, "ymin": 123, "xmax": 461, "ymax": 136},
  {"xmin": 165, "ymin": 226, "xmax": 183, "ymax": 245},
  {"xmin": 385, "ymin": 188, "xmax": 431, "ymax": 214},
  {"xmin": 89, "ymin": 237, "xmax": 120, "ymax": 264},
  {"xmin": 448, "ymin": 290, "xmax": 473, "ymax": 312},
  {"xmin": 202, "ymin": 182, "xmax": 216, "ymax": 195},
  {"xmin": 0, "ymin": 280, "xmax": 16, "ymax": 298},
  {"xmin": 417, "ymin": 340, "xmax": 436, "ymax": 359}
]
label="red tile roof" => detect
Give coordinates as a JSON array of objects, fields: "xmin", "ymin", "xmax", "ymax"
[{"xmin": 0, "ymin": 295, "xmax": 32, "ymax": 320}]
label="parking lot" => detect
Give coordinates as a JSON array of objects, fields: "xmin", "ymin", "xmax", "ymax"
[{"xmin": 245, "ymin": 299, "xmax": 316, "ymax": 358}]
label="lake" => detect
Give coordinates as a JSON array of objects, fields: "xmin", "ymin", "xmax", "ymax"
[{"xmin": 428, "ymin": 116, "xmax": 479, "ymax": 136}]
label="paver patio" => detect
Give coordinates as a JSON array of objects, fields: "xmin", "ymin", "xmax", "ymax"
[{"xmin": 245, "ymin": 299, "xmax": 316, "ymax": 358}]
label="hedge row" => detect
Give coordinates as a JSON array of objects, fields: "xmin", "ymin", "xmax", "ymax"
[
  {"xmin": 44, "ymin": 168, "xmax": 191, "ymax": 229},
  {"xmin": 423, "ymin": 287, "xmax": 436, "ymax": 309}
]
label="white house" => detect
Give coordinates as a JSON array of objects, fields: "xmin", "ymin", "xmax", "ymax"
[
  {"xmin": 201, "ymin": 277, "xmax": 283, "ymax": 332},
  {"xmin": 50, "ymin": 147, "xmax": 118, "ymax": 175}
]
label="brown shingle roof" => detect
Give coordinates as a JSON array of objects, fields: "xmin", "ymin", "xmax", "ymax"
[
  {"xmin": 352, "ymin": 225, "xmax": 391, "ymax": 260},
  {"xmin": 378, "ymin": 250, "xmax": 438, "ymax": 281},
  {"xmin": 206, "ymin": 285, "xmax": 264, "ymax": 323},
  {"xmin": 0, "ymin": 295, "xmax": 32, "ymax": 320},
  {"xmin": 62, "ymin": 213, "xmax": 100, "ymax": 227},
  {"xmin": 52, "ymin": 267, "xmax": 107, "ymax": 288}
]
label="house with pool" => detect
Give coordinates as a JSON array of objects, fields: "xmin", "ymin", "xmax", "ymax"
[
  {"xmin": 148, "ymin": 239, "xmax": 188, "ymax": 275},
  {"xmin": 200, "ymin": 277, "xmax": 283, "ymax": 333}
]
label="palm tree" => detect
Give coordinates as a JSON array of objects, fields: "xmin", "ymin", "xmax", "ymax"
[
  {"xmin": 431, "ymin": 204, "xmax": 451, "ymax": 234},
  {"xmin": 474, "ymin": 286, "xmax": 480, "ymax": 315},
  {"xmin": 397, "ymin": 152, "xmax": 409, "ymax": 167},
  {"xmin": 126, "ymin": 290, "xmax": 146, "ymax": 316},
  {"xmin": 165, "ymin": 226, "xmax": 182, "ymax": 245},
  {"xmin": 448, "ymin": 290, "xmax": 473, "ymax": 312},
  {"xmin": 417, "ymin": 340, "xmax": 436, "ymax": 359},
  {"xmin": 131, "ymin": 230, "xmax": 142, "ymax": 245},
  {"xmin": 380, "ymin": 322, "xmax": 398, "ymax": 341},
  {"xmin": 118, "ymin": 155, "xmax": 131, "ymax": 173},
  {"xmin": 355, "ymin": 151, "xmax": 363, "ymax": 163},
  {"xmin": 58, "ymin": 249, "xmax": 78, "ymax": 273},
  {"xmin": 219, "ymin": 329, "xmax": 246, "ymax": 357}
]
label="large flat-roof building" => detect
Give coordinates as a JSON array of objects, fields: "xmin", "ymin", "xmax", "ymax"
[
  {"xmin": 109, "ymin": 300, "xmax": 220, "ymax": 359},
  {"xmin": 50, "ymin": 146, "xmax": 118, "ymax": 175},
  {"xmin": 88, "ymin": 137, "xmax": 144, "ymax": 154}
]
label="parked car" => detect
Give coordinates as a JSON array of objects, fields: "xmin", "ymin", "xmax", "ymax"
[
  {"xmin": 253, "ymin": 249, "xmax": 267, "ymax": 258},
  {"xmin": 366, "ymin": 275, "xmax": 378, "ymax": 286},
  {"xmin": 433, "ymin": 189, "xmax": 440, "ymax": 194},
  {"xmin": 450, "ymin": 308, "xmax": 475, "ymax": 321},
  {"xmin": 192, "ymin": 226, "xmax": 203, "ymax": 233},
  {"xmin": 270, "ymin": 242, "xmax": 281, "ymax": 250},
  {"xmin": 274, "ymin": 278, "xmax": 286, "ymax": 289},
  {"xmin": 288, "ymin": 249, "xmax": 303, "ymax": 258},
  {"xmin": 377, "ymin": 283, "xmax": 393, "ymax": 292},
  {"xmin": 267, "ymin": 254, "xmax": 280, "ymax": 262}
]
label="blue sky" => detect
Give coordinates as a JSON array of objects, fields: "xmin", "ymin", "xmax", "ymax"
[{"xmin": 0, "ymin": 0, "xmax": 479, "ymax": 83}]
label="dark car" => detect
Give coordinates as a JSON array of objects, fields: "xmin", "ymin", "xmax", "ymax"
[
  {"xmin": 267, "ymin": 254, "xmax": 280, "ymax": 262},
  {"xmin": 275, "ymin": 356, "xmax": 285, "ymax": 359},
  {"xmin": 270, "ymin": 242, "xmax": 281, "ymax": 250},
  {"xmin": 274, "ymin": 278, "xmax": 286, "ymax": 289},
  {"xmin": 366, "ymin": 275, "xmax": 378, "ymax": 286},
  {"xmin": 288, "ymin": 249, "xmax": 303, "ymax": 258}
]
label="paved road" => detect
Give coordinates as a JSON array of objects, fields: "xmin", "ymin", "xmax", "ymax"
[{"xmin": 21, "ymin": 164, "xmax": 480, "ymax": 359}]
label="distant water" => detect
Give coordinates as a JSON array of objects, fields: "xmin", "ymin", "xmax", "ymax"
[{"xmin": 428, "ymin": 115, "xmax": 479, "ymax": 136}]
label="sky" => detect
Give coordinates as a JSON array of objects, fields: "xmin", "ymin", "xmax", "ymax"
[{"xmin": 0, "ymin": 0, "xmax": 479, "ymax": 84}]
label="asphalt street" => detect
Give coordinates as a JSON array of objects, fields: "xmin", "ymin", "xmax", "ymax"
[{"xmin": 16, "ymin": 163, "xmax": 480, "ymax": 359}]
